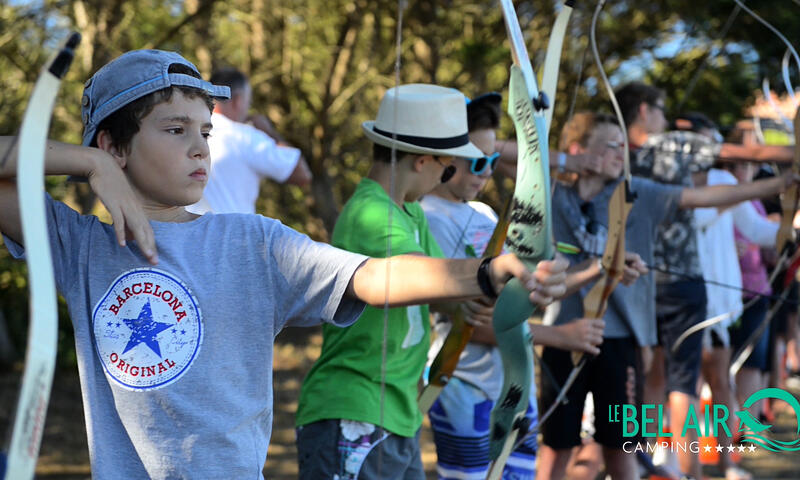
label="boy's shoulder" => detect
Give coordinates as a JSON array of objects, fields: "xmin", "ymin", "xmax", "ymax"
[{"xmin": 338, "ymin": 179, "xmax": 392, "ymax": 218}]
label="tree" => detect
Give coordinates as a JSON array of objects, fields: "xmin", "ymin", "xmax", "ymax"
[{"xmin": 0, "ymin": 0, "xmax": 798, "ymax": 364}]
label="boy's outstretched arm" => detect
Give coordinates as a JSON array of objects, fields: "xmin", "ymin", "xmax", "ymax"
[
  {"xmin": 679, "ymin": 171, "xmax": 799, "ymax": 210},
  {"xmin": 0, "ymin": 136, "xmax": 157, "ymax": 264},
  {"xmin": 347, "ymin": 254, "xmax": 568, "ymax": 308}
]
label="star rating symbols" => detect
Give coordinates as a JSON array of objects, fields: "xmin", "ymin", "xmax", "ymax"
[
  {"xmin": 715, "ymin": 444, "xmax": 724, "ymax": 452},
  {"xmin": 703, "ymin": 445, "xmax": 712, "ymax": 453},
  {"xmin": 121, "ymin": 300, "xmax": 173, "ymax": 358},
  {"xmin": 727, "ymin": 444, "xmax": 735, "ymax": 452},
  {"xmin": 748, "ymin": 444, "xmax": 757, "ymax": 452},
  {"xmin": 738, "ymin": 444, "xmax": 746, "ymax": 452}
]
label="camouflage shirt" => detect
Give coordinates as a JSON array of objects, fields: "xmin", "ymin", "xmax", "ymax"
[{"xmin": 630, "ymin": 131, "xmax": 721, "ymax": 284}]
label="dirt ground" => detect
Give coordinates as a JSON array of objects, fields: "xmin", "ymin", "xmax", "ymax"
[{"xmin": 2, "ymin": 326, "xmax": 800, "ymax": 479}]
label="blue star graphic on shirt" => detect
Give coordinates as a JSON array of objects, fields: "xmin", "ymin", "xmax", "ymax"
[{"xmin": 121, "ymin": 300, "xmax": 173, "ymax": 358}]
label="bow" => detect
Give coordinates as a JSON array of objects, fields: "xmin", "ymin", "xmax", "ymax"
[
  {"xmin": 486, "ymin": 1, "xmax": 555, "ymax": 476},
  {"xmin": 574, "ymin": 0, "xmax": 634, "ymax": 366},
  {"xmin": 518, "ymin": 0, "xmax": 636, "ymax": 440},
  {"xmin": 1, "ymin": 33, "xmax": 80, "ymax": 480},
  {"xmin": 418, "ymin": 0, "xmax": 574, "ymax": 416}
]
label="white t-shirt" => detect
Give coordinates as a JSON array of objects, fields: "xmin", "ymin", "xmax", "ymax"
[
  {"xmin": 4, "ymin": 195, "xmax": 366, "ymax": 479},
  {"xmin": 192, "ymin": 112, "xmax": 301, "ymax": 214},
  {"xmin": 694, "ymin": 168, "xmax": 779, "ymax": 330},
  {"xmin": 421, "ymin": 194, "xmax": 507, "ymax": 398}
]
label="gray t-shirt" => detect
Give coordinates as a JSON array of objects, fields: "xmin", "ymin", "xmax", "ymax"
[
  {"xmin": 552, "ymin": 177, "xmax": 682, "ymax": 346},
  {"xmin": 4, "ymin": 195, "xmax": 367, "ymax": 479},
  {"xmin": 421, "ymin": 195, "xmax": 505, "ymax": 398}
]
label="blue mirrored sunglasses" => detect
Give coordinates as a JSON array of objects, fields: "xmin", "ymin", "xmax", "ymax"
[{"xmin": 465, "ymin": 152, "xmax": 500, "ymax": 175}]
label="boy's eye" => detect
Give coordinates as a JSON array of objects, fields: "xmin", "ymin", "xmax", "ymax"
[
  {"xmin": 202, "ymin": 131, "xmax": 212, "ymax": 139},
  {"xmin": 166, "ymin": 127, "xmax": 184, "ymax": 134}
]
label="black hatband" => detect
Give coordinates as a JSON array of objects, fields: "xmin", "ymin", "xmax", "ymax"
[{"xmin": 373, "ymin": 126, "xmax": 469, "ymax": 150}]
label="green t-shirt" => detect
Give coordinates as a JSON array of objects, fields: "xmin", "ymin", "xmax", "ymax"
[{"xmin": 296, "ymin": 178, "xmax": 443, "ymax": 437}]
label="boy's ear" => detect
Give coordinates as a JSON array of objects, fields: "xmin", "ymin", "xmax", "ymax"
[
  {"xmin": 637, "ymin": 101, "xmax": 649, "ymax": 124},
  {"xmin": 95, "ymin": 130, "xmax": 127, "ymax": 168},
  {"xmin": 412, "ymin": 155, "xmax": 430, "ymax": 172}
]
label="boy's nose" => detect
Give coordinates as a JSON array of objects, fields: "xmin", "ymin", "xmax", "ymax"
[{"xmin": 191, "ymin": 133, "xmax": 210, "ymax": 159}]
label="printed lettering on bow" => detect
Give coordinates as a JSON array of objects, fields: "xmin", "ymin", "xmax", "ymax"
[{"xmin": 92, "ymin": 268, "xmax": 203, "ymax": 391}]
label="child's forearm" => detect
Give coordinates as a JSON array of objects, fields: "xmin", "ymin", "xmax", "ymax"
[
  {"xmin": 681, "ymin": 175, "xmax": 786, "ymax": 209},
  {"xmin": 353, "ymin": 255, "xmax": 485, "ymax": 307},
  {"xmin": 0, "ymin": 136, "xmax": 103, "ymax": 178},
  {"xmin": 564, "ymin": 257, "xmax": 602, "ymax": 296}
]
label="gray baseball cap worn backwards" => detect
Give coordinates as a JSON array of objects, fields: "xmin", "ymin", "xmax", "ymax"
[{"xmin": 81, "ymin": 49, "xmax": 230, "ymax": 146}]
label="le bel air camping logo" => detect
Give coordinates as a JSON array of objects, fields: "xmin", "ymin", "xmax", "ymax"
[
  {"xmin": 611, "ymin": 388, "xmax": 800, "ymax": 453},
  {"xmin": 92, "ymin": 268, "xmax": 203, "ymax": 391},
  {"xmin": 736, "ymin": 388, "xmax": 800, "ymax": 452}
]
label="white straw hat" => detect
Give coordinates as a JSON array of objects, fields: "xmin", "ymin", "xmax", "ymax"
[{"xmin": 362, "ymin": 84, "xmax": 484, "ymax": 158}]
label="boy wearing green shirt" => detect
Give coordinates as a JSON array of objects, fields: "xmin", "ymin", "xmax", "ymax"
[
  {"xmin": 295, "ymin": 84, "xmax": 565, "ymax": 479},
  {"xmin": 295, "ymin": 84, "xmax": 469, "ymax": 479}
]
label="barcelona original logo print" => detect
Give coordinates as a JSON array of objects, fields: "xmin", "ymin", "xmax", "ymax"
[{"xmin": 92, "ymin": 268, "xmax": 203, "ymax": 390}]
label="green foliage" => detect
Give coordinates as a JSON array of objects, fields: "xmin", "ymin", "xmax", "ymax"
[{"xmin": 1, "ymin": 0, "xmax": 799, "ymax": 367}]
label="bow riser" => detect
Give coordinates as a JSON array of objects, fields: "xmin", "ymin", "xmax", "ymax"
[
  {"xmin": 582, "ymin": 183, "xmax": 632, "ymax": 319},
  {"xmin": 488, "ymin": 65, "xmax": 554, "ymax": 463},
  {"xmin": 571, "ymin": 182, "xmax": 632, "ymax": 366},
  {"xmin": 503, "ymin": 68, "xmax": 553, "ymax": 266}
]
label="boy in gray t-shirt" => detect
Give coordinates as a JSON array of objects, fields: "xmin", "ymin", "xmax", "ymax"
[{"xmin": 0, "ymin": 49, "xmax": 567, "ymax": 479}]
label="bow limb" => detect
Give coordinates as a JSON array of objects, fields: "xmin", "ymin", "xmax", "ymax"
[
  {"xmin": 762, "ymin": 78, "xmax": 794, "ymax": 130},
  {"xmin": 2, "ymin": 33, "xmax": 80, "ymax": 480},
  {"xmin": 487, "ymin": 1, "xmax": 554, "ymax": 475},
  {"xmin": 783, "ymin": 48, "xmax": 798, "ymax": 105},
  {"xmin": 580, "ymin": 0, "xmax": 635, "ymax": 340},
  {"xmin": 417, "ymin": 197, "xmax": 512, "ymax": 414},
  {"xmin": 541, "ymin": 0, "xmax": 575, "ymax": 132},
  {"xmin": 733, "ymin": 0, "xmax": 800, "ymax": 103}
]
